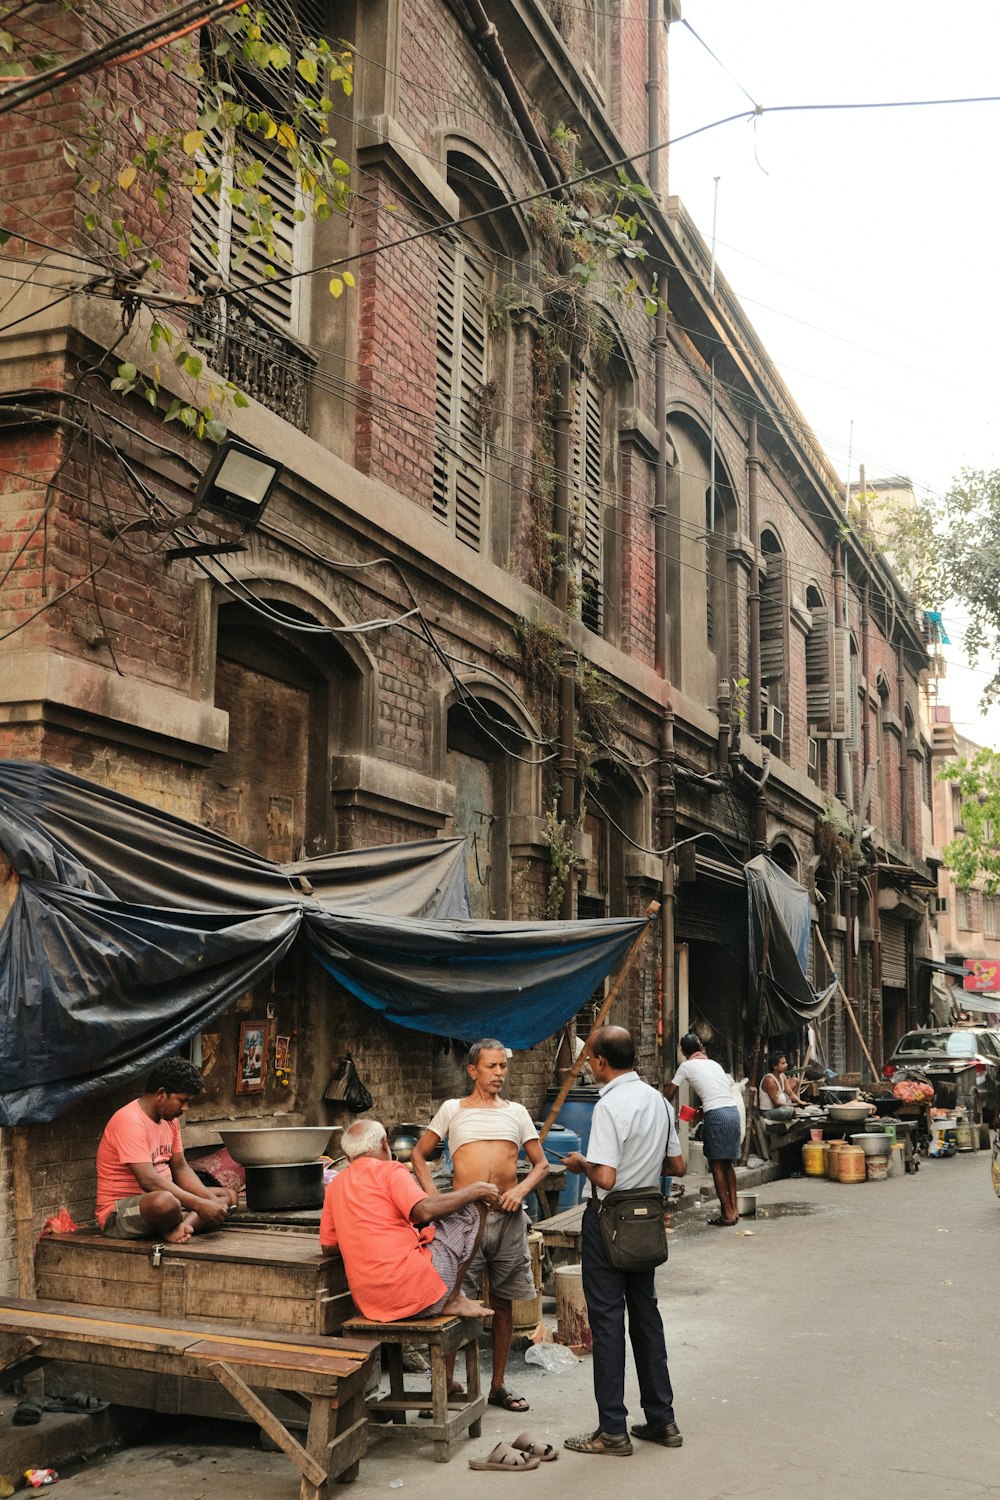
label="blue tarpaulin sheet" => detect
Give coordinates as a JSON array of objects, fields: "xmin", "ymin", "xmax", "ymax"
[{"xmin": 0, "ymin": 761, "xmax": 645, "ymax": 1124}]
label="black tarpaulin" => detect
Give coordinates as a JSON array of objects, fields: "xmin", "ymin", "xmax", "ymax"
[
  {"xmin": 745, "ymin": 854, "xmax": 835, "ymax": 1033},
  {"xmin": 0, "ymin": 762, "xmax": 645, "ymax": 1124}
]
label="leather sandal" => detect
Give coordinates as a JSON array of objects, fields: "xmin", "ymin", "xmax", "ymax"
[{"xmin": 468, "ymin": 1440, "xmax": 541, "ymax": 1471}]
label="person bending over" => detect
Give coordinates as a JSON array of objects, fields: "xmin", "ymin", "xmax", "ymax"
[
  {"xmin": 96, "ymin": 1058, "xmax": 236, "ymax": 1244},
  {"xmin": 320, "ymin": 1118, "xmax": 499, "ymax": 1321}
]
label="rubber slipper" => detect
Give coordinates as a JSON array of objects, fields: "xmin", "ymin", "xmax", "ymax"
[
  {"xmin": 468, "ymin": 1440, "xmax": 540, "ymax": 1471},
  {"xmin": 44, "ymin": 1392, "xmax": 109, "ymax": 1413},
  {"xmin": 487, "ymin": 1386, "xmax": 529, "ymax": 1412},
  {"xmin": 706, "ymin": 1215, "xmax": 738, "ymax": 1227},
  {"xmin": 13, "ymin": 1396, "xmax": 44, "ymax": 1425},
  {"xmin": 511, "ymin": 1430, "xmax": 558, "ymax": 1461}
]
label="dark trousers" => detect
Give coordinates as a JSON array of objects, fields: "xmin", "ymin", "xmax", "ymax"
[{"xmin": 581, "ymin": 1197, "xmax": 675, "ymax": 1436}]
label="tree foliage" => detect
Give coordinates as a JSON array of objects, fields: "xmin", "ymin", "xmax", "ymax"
[
  {"xmin": 939, "ymin": 748, "xmax": 1000, "ymax": 894},
  {"xmin": 937, "ymin": 468, "xmax": 1000, "ymax": 705}
]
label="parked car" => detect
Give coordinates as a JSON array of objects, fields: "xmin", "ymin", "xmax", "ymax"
[{"xmin": 884, "ymin": 1028, "xmax": 1000, "ymax": 1146}]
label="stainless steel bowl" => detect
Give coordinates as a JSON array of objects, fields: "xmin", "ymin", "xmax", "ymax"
[
  {"xmin": 219, "ymin": 1126, "xmax": 335, "ymax": 1167},
  {"xmin": 827, "ymin": 1103, "xmax": 872, "ymax": 1124},
  {"xmin": 849, "ymin": 1132, "xmax": 892, "ymax": 1157}
]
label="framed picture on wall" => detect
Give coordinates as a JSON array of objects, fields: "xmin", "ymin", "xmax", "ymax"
[{"xmin": 236, "ymin": 1021, "xmax": 267, "ymax": 1094}]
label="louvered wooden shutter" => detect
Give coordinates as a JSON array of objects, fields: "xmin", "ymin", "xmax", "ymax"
[
  {"xmin": 579, "ymin": 378, "xmax": 603, "ymax": 634},
  {"xmin": 830, "ymin": 625, "xmax": 851, "ymax": 737},
  {"xmin": 229, "ymin": 131, "xmax": 297, "ymax": 328},
  {"xmin": 190, "ymin": 123, "xmax": 298, "ymax": 331},
  {"xmin": 433, "ymin": 238, "xmax": 485, "ymax": 550},
  {"xmin": 806, "ymin": 607, "xmax": 833, "ymax": 727},
  {"xmin": 881, "ymin": 914, "xmax": 907, "ymax": 987},
  {"xmin": 759, "ymin": 554, "xmax": 789, "ymax": 681}
]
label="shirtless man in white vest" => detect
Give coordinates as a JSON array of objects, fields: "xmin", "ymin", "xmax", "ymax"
[{"xmin": 412, "ymin": 1039, "xmax": 549, "ymax": 1412}]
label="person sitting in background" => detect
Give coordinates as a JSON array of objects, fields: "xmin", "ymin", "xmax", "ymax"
[
  {"xmin": 666, "ymin": 1033, "xmax": 742, "ymax": 1227},
  {"xmin": 96, "ymin": 1058, "xmax": 236, "ymax": 1244},
  {"xmin": 757, "ymin": 1051, "xmax": 804, "ymax": 1120},
  {"xmin": 319, "ymin": 1118, "xmax": 499, "ymax": 1321}
]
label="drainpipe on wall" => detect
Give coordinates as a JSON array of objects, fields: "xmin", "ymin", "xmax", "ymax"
[
  {"xmin": 897, "ymin": 641, "xmax": 909, "ymax": 851},
  {"xmin": 833, "ymin": 540, "xmax": 848, "ymax": 802},
  {"xmin": 747, "ymin": 416, "xmax": 761, "ymax": 741},
  {"xmin": 648, "ymin": 0, "xmax": 676, "ymax": 1078}
]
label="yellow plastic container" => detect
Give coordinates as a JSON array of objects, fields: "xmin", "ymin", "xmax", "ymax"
[{"xmin": 802, "ymin": 1139, "xmax": 828, "ymax": 1177}]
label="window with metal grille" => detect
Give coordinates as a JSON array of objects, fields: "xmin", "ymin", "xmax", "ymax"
[
  {"xmin": 572, "ymin": 372, "xmax": 604, "ymax": 634},
  {"xmin": 433, "ymin": 236, "xmax": 486, "ymax": 551},
  {"xmin": 956, "ymin": 888, "xmax": 973, "ymax": 931},
  {"xmin": 984, "ymin": 896, "xmax": 1000, "ymax": 939},
  {"xmin": 188, "ymin": 7, "xmax": 324, "ymax": 426}
]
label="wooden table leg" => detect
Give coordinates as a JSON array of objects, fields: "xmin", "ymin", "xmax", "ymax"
[
  {"xmin": 430, "ymin": 1341, "xmax": 450, "ymax": 1462},
  {"xmin": 386, "ymin": 1344, "xmax": 407, "ymax": 1424},
  {"xmin": 464, "ymin": 1335, "xmax": 482, "ymax": 1439}
]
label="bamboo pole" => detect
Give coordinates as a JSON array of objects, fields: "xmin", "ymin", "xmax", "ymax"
[
  {"xmin": 538, "ymin": 901, "xmax": 660, "ymax": 1143},
  {"xmin": 814, "ymin": 925, "xmax": 880, "ymax": 1082}
]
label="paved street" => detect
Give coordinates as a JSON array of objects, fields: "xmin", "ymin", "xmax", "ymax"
[{"xmin": 36, "ymin": 1151, "xmax": 1000, "ymax": 1499}]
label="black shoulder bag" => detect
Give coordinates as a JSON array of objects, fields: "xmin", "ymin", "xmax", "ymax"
[
  {"xmin": 595, "ymin": 1185, "xmax": 668, "ymax": 1271},
  {"xmin": 594, "ymin": 1092, "xmax": 672, "ymax": 1271}
]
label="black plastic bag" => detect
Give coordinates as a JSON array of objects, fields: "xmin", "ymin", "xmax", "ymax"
[{"xmin": 325, "ymin": 1053, "xmax": 373, "ymax": 1114}]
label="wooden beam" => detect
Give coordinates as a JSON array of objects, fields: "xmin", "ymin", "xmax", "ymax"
[{"xmin": 207, "ymin": 1359, "xmax": 327, "ymax": 1489}]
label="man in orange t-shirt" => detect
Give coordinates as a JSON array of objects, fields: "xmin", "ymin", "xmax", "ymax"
[
  {"xmin": 320, "ymin": 1118, "xmax": 499, "ymax": 1320},
  {"xmin": 96, "ymin": 1058, "xmax": 235, "ymax": 1244}
]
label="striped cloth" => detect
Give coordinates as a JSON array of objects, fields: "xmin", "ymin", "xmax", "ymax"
[
  {"xmin": 701, "ymin": 1104, "xmax": 742, "ymax": 1163},
  {"xmin": 417, "ymin": 1204, "xmax": 483, "ymax": 1314}
]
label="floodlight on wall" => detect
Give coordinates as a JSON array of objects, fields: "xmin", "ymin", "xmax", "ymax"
[{"xmin": 194, "ymin": 438, "xmax": 282, "ymax": 527}]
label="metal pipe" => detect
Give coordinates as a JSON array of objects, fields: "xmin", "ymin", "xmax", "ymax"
[
  {"xmin": 747, "ymin": 415, "xmax": 761, "ymax": 739},
  {"xmin": 658, "ymin": 703, "xmax": 676, "ymax": 1087}
]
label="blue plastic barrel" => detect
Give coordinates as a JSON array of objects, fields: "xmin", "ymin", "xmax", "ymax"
[
  {"xmin": 545, "ymin": 1086, "xmax": 600, "ymax": 1154},
  {"xmin": 539, "ymin": 1122, "xmax": 581, "ymax": 1209}
]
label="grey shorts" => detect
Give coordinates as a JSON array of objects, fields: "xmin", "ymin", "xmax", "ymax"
[
  {"xmin": 462, "ymin": 1208, "xmax": 535, "ymax": 1302},
  {"xmin": 101, "ymin": 1195, "xmax": 153, "ymax": 1239}
]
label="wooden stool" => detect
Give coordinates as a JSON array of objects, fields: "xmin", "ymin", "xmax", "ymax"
[{"xmin": 342, "ymin": 1314, "xmax": 484, "ymax": 1463}]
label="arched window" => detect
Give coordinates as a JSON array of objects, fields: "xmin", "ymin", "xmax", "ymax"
[
  {"xmin": 759, "ymin": 528, "xmax": 790, "ymax": 693},
  {"xmin": 433, "ymin": 152, "xmax": 523, "ymax": 555},
  {"xmin": 207, "ymin": 599, "xmax": 361, "ymax": 859},
  {"xmin": 446, "ymin": 696, "xmax": 529, "ymax": 919}
]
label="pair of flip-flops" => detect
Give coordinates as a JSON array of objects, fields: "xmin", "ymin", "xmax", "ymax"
[
  {"xmin": 468, "ymin": 1431, "xmax": 559, "ymax": 1471},
  {"xmin": 13, "ymin": 1392, "xmax": 109, "ymax": 1425}
]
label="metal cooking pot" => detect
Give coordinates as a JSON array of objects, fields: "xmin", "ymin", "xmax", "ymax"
[
  {"xmin": 849, "ymin": 1132, "xmax": 892, "ymax": 1157},
  {"xmin": 388, "ymin": 1123, "xmax": 442, "ymax": 1163}
]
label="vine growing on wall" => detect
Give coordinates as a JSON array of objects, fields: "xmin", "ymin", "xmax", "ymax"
[{"xmin": 1, "ymin": 2, "xmax": 355, "ymax": 437}]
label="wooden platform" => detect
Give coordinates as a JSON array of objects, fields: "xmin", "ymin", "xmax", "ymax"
[
  {"xmin": 0, "ymin": 1297, "xmax": 379, "ymax": 1499},
  {"xmin": 35, "ymin": 1226, "xmax": 354, "ymax": 1335}
]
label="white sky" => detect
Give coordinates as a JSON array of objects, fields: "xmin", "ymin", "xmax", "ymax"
[{"xmin": 667, "ymin": 1, "xmax": 1000, "ymax": 751}]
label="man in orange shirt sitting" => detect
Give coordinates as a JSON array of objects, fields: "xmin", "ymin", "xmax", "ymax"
[
  {"xmin": 96, "ymin": 1058, "xmax": 236, "ymax": 1244},
  {"xmin": 320, "ymin": 1118, "xmax": 499, "ymax": 1320}
]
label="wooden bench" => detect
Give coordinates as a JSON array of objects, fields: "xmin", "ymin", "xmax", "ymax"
[
  {"xmin": 0, "ymin": 1298, "xmax": 379, "ymax": 1498},
  {"xmin": 342, "ymin": 1313, "xmax": 484, "ymax": 1463}
]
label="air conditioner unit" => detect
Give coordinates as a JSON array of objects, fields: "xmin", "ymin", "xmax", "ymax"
[
  {"xmin": 807, "ymin": 737, "xmax": 820, "ymax": 775},
  {"xmin": 932, "ymin": 895, "xmax": 949, "ymax": 915},
  {"xmin": 762, "ymin": 704, "xmax": 784, "ymax": 747}
]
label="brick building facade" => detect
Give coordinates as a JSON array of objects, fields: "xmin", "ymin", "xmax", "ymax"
[{"xmin": 0, "ymin": 0, "xmax": 933, "ymax": 1294}]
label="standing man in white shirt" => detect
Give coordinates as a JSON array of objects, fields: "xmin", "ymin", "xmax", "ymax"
[
  {"xmin": 666, "ymin": 1032, "xmax": 742, "ymax": 1226},
  {"xmin": 562, "ymin": 1026, "xmax": 685, "ymax": 1457},
  {"xmin": 412, "ymin": 1038, "xmax": 549, "ymax": 1413}
]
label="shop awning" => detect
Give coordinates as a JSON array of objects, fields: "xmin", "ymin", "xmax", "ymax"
[{"xmin": 0, "ymin": 761, "xmax": 645, "ymax": 1125}]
